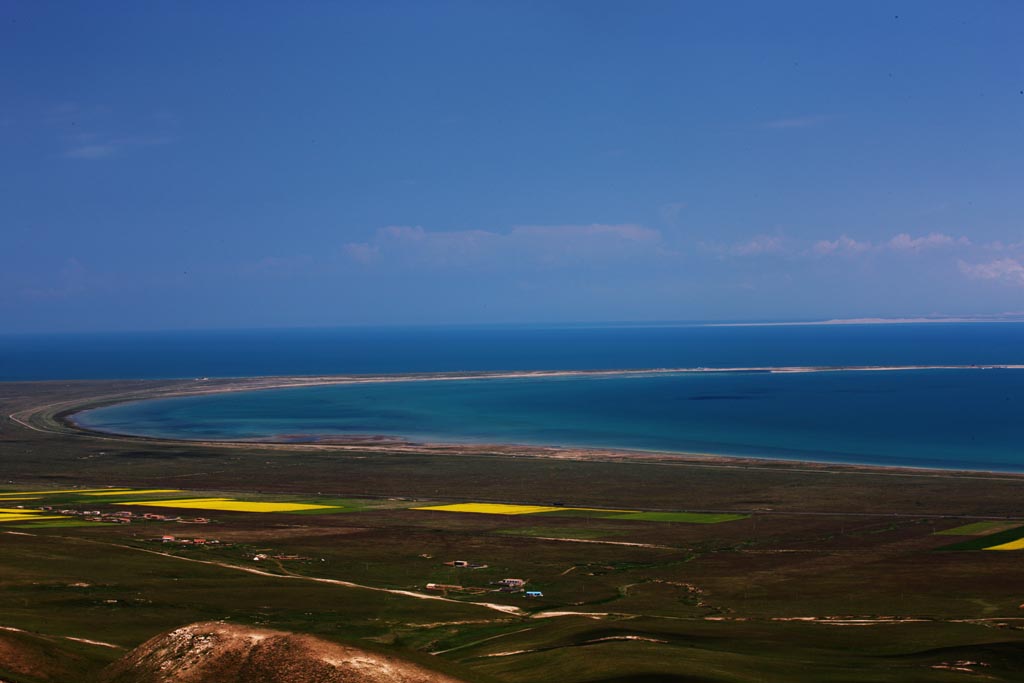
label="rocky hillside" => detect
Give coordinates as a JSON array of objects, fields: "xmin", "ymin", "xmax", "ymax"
[{"xmin": 99, "ymin": 622, "xmax": 468, "ymax": 683}]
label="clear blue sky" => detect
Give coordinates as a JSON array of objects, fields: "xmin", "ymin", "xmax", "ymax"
[{"xmin": 3, "ymin": 1, "xmax": 1023, "ymax": 332}]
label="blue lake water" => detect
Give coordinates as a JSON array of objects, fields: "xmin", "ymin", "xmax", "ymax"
[
  {"xmin": 77, "ymin": 367, "xmax": 1024, "ymax": 472},
  {"xmin": 9, "ymin": 322, "xmax": 1024, "ymax": 471}
]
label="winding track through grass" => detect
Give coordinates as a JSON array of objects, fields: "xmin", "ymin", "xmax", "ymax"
[
  {"xmin": 4, "ymin": 531, "xmax": 525, "ymax": 616},
  {"xmin": 0, "ymin": 624, "xmax": 124, "ymax": 650}
]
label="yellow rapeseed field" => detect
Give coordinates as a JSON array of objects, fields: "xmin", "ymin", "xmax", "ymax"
[
  {"xmin": 413, "ymin": 502, "xmax": 634, "ymax": 515},
  {"xmin": 984, "ymin": 538, "xmax": 1024, "ymax": 551},
  {"xmin": 0, "ymin": 514, "xmax": 63, "ymax": 523},
  {"xmin": 413, "ymin": 503, "xmax": 566, "ymax": 515},
  {"xmin": 115, "ymin": 497, "xmax": 338, "ymax": 513}
]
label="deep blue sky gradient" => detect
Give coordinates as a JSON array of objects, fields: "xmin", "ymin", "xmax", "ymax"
[{"xmin": 3, "ymin": 1, "xmax": 1023, "ymax": 331}]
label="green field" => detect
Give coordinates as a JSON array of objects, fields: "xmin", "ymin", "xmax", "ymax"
[
  {"xmin": 4, "ymin": 378, "xmax": 1024, "ymax": 682},
  {"xmin": 933, "ymin": 520, "xmax": 1018, "ymax": 535},
  {"xmin": 528, "ymin": 508, "xmax": 746, "ymax": 523}
]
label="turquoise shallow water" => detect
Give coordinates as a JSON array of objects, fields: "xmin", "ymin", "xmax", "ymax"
[{"xmin": 77, "ymin": 368, "xmax": 1024, "ymax": 472}]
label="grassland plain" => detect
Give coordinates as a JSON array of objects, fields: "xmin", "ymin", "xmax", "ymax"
[
  {"xmin": 4, "ymin": 379, "xmax": 1024, "ymax": 682},
  {"xmin": 933, "ymin": 521, "xmax": 1023, "ymax": 536}
]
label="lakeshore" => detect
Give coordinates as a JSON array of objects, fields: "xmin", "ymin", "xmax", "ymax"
[{"xmin": 40, "ymin": 365, "xmax": 1024, "ymax": 474}]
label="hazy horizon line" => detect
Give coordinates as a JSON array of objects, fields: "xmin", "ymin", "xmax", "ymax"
[{"xmin": 6, "ymin": 314, "xmax": 1024, "ymax": 337}]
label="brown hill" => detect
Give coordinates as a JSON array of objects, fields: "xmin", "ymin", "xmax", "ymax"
[{"xmin": 99, "ymin": 622, "xmax": 468, "ymax": 683}]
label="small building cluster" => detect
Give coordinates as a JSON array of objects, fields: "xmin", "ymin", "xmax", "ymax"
[
  {"xmin": 155, "ymin": 535, "xmax": 221, "ymax": 546},
  {"xmin": 38, "ymin": 506, "xmax": 132, "ymax": 524},
  {"xmin": 36, "ymin": 506, "xmax": 212, "ymax": 525},
  {"xmin": 251, "ymin": 553, "xmax": 312, "ymax": 561},
  {"xmin": 424, "ymin": 577, "xmax": 542, "ymax": 598},
  {"xmin": 493, "ymin": 578, "xmax": 543, "ymax": 597},
  {"xmin": 444, "ymin": 559, "xmax": 488, "ymax": 569},
  {"xmin": 425, "ymin": 582, "xmax": 462, "ymax": 592}
]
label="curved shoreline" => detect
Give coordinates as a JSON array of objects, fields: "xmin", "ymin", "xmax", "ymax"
[{"xmin": 13, "ymin": 364, "xmax": 1024, "ymax": 478}]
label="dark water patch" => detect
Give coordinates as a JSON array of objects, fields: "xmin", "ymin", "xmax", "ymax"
[
  {"xmin": 831, "ymin": 388, "xmax": 896, "ymax": 394},
  {"xmin": 687, "ymin": 394, "xmax": 757, "ymax": 401}
]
